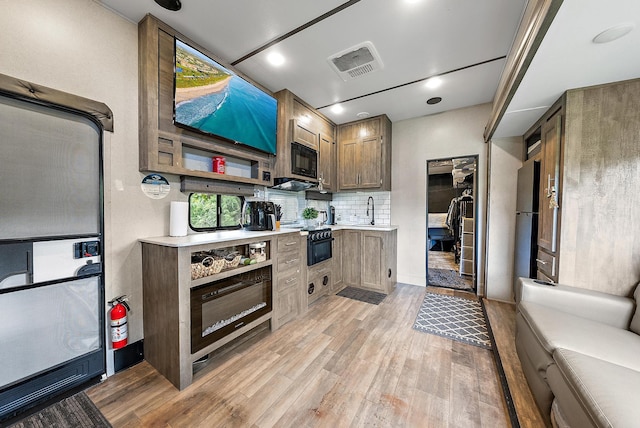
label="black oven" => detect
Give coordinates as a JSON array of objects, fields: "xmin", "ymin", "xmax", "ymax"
[
  {"xmin": 307, "ymin": 228, "xmax": 333, "ymax": 266},
  {"xmin": 291, "ymin": 141, "xmax": 317, "ymax": 179}
]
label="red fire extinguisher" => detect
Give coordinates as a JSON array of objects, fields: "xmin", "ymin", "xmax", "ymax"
[{"xmin": 109, "ymin": 295, "xmax": 130, "ymax": 349}]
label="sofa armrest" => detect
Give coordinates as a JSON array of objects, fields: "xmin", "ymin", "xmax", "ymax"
[{"xmin": 516, "ymin": 277, "xmax": 635, "ymax": 329}]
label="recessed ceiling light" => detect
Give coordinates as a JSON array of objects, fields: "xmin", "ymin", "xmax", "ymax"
[
  {"xmin": 426, "ymin": 97, "xmax": 442, "ymax": 105},
  {"xmin": 593, "ymin": 23, "xmax": 635, "ymax": 44},
  {"xmin": 154, "ymin": 0, "xmax": 181, "ymax": 11},
  {"xmin": 267, "ymin": 52, "xmax": 285, "ymax": 66},
  {"xmin": 331, "ymin": 104, "xmax": 344, "ymax": 114},
  {"xmin": 356, "ymin": 111, "xmax": 370, "ymax": 119}
]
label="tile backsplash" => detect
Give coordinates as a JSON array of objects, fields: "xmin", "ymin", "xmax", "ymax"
[
  {"xmin": 331, "ymin": 191, "xmax": 391, "ymax": 225},
  {"xmin": 263, "ymin": 188, "xmax": 391, "ymax": 225}
]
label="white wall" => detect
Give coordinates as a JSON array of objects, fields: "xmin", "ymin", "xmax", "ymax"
[
  {"xmin": 0, "ymin": 0, "xmax": 183, "ymax": 374},
  {"xmin": 485, "ymin": 137, "xmax": 523, "ymax": 302},
  {"xmin": 391, "ymin": 104, "xmax": 489, "ymax": 293}
]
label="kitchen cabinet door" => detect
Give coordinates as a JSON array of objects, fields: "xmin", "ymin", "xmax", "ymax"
[
  {"xmin": 319, "ymin": 132, "xmax": 335, "ymax": 192},
  {"xmin": 538, "ymin": 110, "xmax": 562, "ymax": 254},
  {"xmin": 292, "ymin": 119, "xmax": 318, "ymax": 150},
  {"xmin": 358, "ymin": 136, "xmax": 382, "ymax": 188},
  {"xmin": 342, "ymin": 230, "xmax": 361, "ymax": 286},
  {"xmin": 338, "ymin": 137, "xmax": 379, "ymax": 190},
  {"xmin": 337, "ymin": 114, "xmax": 391, "ymax": 191},
  {"xmin": 362, "ymin": 232, "xmax": 384, "ymax": 291},
  {"xmin": 274, "ymin": 278, "xmax": 301, "ymax": 328},
  {"xmin": 338, "ymin": 139, "xmax": 360, "ymax": 190}
]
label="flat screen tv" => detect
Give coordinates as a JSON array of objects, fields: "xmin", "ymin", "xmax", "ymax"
[{"xmin": 173, "ymin": 38, "xmax": 277, "ymax": 155}]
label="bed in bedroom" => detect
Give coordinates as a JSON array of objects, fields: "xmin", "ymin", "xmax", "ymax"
[{"xmin": 428, "ymin": 212, "xmax": 453, "ymax": 250}]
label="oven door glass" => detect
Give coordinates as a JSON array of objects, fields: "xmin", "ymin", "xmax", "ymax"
[{"xmin": 307, "ymin": 239, "xmax": 332, "ymax": 266}]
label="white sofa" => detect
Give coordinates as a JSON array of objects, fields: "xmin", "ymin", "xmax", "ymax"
[{"xmin": 515, "ymin": 277, "xmax": 640, "ymax": 427}]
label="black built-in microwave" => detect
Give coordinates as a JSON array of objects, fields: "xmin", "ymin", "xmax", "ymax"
[{"xmin": 291, "ymin": 141, "xmax": 317, "ymax": 179}]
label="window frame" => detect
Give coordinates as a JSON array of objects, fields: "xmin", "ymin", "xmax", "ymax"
[{"xmin": 188, "ymin": 193, "xmax": 244, "ymax": 232}]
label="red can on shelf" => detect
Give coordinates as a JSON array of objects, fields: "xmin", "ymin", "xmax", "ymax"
[{"xmin": 212, "ymin": 156, "xmax": 226, "ymax": 174}]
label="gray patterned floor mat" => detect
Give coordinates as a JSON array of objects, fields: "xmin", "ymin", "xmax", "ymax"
[{"xmin": 413, "ymin": 292, "xmax": 491, "ymax": 349}]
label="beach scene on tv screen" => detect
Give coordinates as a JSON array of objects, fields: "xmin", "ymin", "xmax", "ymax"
[{"xmin": 174, "ymin": 39, "xmax": 277, "ymax": 154}]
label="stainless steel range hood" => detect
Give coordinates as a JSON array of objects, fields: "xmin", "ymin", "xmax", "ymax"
[{"xmin": 271, "ymin": 177, "xmax": 315, "ymax": 191}]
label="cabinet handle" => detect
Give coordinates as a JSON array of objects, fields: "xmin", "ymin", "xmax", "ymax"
[
  {"xmin": 285, "ymin": 277, "xmax": 298, "ymax": 284},
  {"xmin": 285, "ymin": 242, "xmax": 296, "ymax": 246},
  {"xmin": 285, "ymin": 258, "xmax": 299, "ymax": 264},
  {"xmin": 536, "ymin": 258, "xmax": 548, "ymax": 265},
  {"xmin": 546, "ymin": 174, "xmax": 552, "ymax": 198}
]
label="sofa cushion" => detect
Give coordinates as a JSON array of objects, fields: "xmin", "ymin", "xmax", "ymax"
[
  {"xmin": 517, "ymin": 278, "xmax": 635, "ymax": 329},
  {"xmin": 630, "ymin": 284, "xmax": 640, "ymax": 335},
  {"xmin": 519, "ymin": 301, "xmax": 640, "ymax": 372},
  {"xmin": 549, "ymin": 348, "xmax": 640, "ymax": 428}
]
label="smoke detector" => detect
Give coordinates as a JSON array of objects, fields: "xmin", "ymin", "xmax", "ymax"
[{"xmin": 328, "ymin": 41, "xmax": 384, "ymax": 81}]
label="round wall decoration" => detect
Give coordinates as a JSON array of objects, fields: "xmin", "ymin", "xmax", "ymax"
[{"xmin": 141, "ymin": 174, "xmax": 170, "ymax": 199}]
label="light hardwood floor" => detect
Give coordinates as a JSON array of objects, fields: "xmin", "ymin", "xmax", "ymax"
[
  {"xmin": 483, "ymin": 299, "xmax": 545, "ymax": 428},
  {"xmin": 87, "ymin": 284, "xmax": 511, "ymax": 427},
  {"xmin": 428, "ymin": 250, "xmax": 458, "ymax": 270}
]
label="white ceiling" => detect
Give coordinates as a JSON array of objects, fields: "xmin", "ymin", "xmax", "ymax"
[
  {"xmin": 97, "ymin": 0, "xmax": 640, "ymax": 135},
  {"xmin": 493, "ymin": 0, "xmax": 640, "ymax": 138},
  {"xmin": 97, "ymin": 0, "xmax": 525, "ymax": 124}
]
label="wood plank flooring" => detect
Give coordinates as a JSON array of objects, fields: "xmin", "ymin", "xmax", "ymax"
[
  {"xmin": 483, "ymin": 299, "xmax": 545, "ymax": 428},
  {"xmin": 87, "ymin": 284, "xmax": 510, "ymax": 427},
  {"xmin": 428, "ymin": 250, "xmax": 458, "ymax": 270}
]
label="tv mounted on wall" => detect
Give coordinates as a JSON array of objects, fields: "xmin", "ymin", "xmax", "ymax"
[{"xmin": 173, "ymin": 38, "xmax": 277, "ymax": 155}]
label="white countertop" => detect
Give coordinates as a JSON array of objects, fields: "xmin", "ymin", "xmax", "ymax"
[
  {"xmin": 330, "ymin": 224, "xmax": 398, "ymax": 232},
  {"xmin": 139, "ymin": 228, "xmax": 300, "ymax": 247},
  {"xmin": 139, "ymin": 225, "xmax": 398, "ymax": 248}
]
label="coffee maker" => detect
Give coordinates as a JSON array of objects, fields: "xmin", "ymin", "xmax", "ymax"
[
  {"xmin": 242, "ymin": 201, "xmax": 276, "ymax": 231},
  {"xmin": 327, "ymin": 205, "xmax": 336, "ymax": 225}
]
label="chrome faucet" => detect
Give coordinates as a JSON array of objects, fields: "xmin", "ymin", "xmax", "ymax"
[{"xmin": 366, "ymin": 196, "xmax": 375, "ymax": 225}]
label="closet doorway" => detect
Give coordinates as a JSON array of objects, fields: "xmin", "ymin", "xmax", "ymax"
[{"xmin": 426, "ymin": 156, "xmax": 477, "ymax": 292}]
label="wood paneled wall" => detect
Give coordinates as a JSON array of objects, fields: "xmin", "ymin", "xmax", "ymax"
[{"xmin": 559, "ymin": 78, "xmax": 640, "ymax": 296}]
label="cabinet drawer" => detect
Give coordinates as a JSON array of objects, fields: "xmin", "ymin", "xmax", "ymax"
[
  {"xmin": 277, "ymin": 250, "xmax": 302, "ymax": 273},
  {"xmin": 277, "ymin": 235, "xmax": 300, "ymax": 252},
  {"xmin": 308, "ymin": 263, "xmax": 331, "ymax": 278},
  {"xmin": 278, "ymin": 268, "xmax": 301, "ymax": 292},
  {"xmin": 536, "ymin": 250, "xmax": 556, "ymax": 278}
]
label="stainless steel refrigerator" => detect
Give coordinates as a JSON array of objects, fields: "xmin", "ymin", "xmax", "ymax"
[
  {"xmin": 513, "ymin": 159, "xmax": 540, "ymax": 295},
  {"xmin": 0, "ymin": 93, "xmax": 105, "ymax": 421}
]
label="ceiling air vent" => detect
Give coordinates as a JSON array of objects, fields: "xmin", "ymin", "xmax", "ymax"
[{"xmin": 328, "ymin": 41, "xmax": 384, "ymax": 81}]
